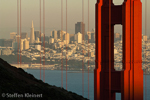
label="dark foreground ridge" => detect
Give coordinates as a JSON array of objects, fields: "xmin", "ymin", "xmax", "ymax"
[{"xmin": 0, "ymin": 58, "xmax": 88, "ymax": 100}]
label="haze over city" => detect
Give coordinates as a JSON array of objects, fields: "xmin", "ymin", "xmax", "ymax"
[{"xmin": 0, "ymin": 0, "xmax": 149, "ymax": 39}]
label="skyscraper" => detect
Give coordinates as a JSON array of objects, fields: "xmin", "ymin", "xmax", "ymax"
[
  {"xmin": 91, "ymin": 32, "xmax": 95, "ymax": 43},
  {"xmin": 21, "ymin": 32, "xmax": 28, "ymax": 39},
  {"xmin": 20, "ymin": 39, "xmax": 24, "ymax": 51},
  {"xmin": 15, "ymin": 35, "xmax": 20, "ymax": 43},
  {"xmin": 114, "ymin": 33, "xmax": 121, "ymax": 42},
  {"xmin": 23, "ymin": 39, "xmax": 29, "ymax": 50},
  {"xmin": 10, "ymin": 32, "xmax": 17, "ymax": 40},
  {"xmin": 85, "ymin": 31, "xmax": 91, "ymax": 40},
  {"xmin": 63, "ymin": 33, "xmax": 70, "ymax": 44},
  {"xmin": 30, "ymin": 20, "xmax": 35, "ymax": 43},
  {"xmin": 34, "ymin": 31, "xmax": 40, "ymax": 41},
  {"xmin": 143, "ymin": 35, "xmax": 147, "ymax": 41},
  {"xmin": 51, "ymin": 29, "xmax": 57, "ymax": 40},
  {"xmin": 75, "ymin": 22, "xmax": 85, "ymax": 35},
  {"xmin": 75, "ymin": 32, "xmax": 82, "ymax": 43}
]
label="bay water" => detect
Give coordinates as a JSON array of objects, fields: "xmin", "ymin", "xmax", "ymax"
[{"xmin": 25, "ymin": 69, "xmax": 150, "ymax": 100}]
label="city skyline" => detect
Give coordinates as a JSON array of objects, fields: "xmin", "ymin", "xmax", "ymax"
[
  {"xmin": 0, "ymin": 0, "xmax": 96, "ymax": 39},
  {"xmin": 1, "ymin": 0, "xmax": 149, "ymax": 39}
]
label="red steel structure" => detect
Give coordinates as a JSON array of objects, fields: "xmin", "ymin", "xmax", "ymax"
[{"xmin": 94, "ymin": 0, "xmax": 143, "ymax": 100}]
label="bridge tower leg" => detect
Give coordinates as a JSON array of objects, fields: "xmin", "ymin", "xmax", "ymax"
[{"xmin": 94, "ymin": 0, "xmax": 143, "ymax": 100}]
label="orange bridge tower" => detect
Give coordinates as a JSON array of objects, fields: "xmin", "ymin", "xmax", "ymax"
[{"xmin": 94, "ymin": 0, "xmax": 143, "ymax": 100}]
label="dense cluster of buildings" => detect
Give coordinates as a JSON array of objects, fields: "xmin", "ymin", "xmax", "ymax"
[
  {"xmin": 0, "ymin": 21, "xmax": 95, "ymax": 71},
  {"xmin": 0, "ymin": 21, "xmax": 150, "ymax": 73}
]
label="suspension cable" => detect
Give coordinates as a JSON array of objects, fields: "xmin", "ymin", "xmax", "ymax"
[
  {"xmin": 17, "ymin": 0, "xmax": 19, "ymax": 65},
  {"xmin": 88, "ymin": 0, "xmax": 90, "ymax": 99},
  {"xmin": 43, "ymin": 0, "xmax": 45, "ymax": 82},
  {"xmin": 20, "ymin": 0, "xmax": 22, "ymax": 67},
  {"xmin": 82, "ymin": 0, "xmax": 85, "ymax": 97},
  {"xmin": 61, "ymin": 0, "xmax": 64, "ymax": 88},
  {"xmin": 66, "ymin": 0, "xmax": 68, "ymax": 90},
  {"xmin": 144, "ymin": 0, "xmax": 147, "ymax": 100},
  {"xmin": 40, "ymin": 0, "xmax": 42, "ymax": 80}
]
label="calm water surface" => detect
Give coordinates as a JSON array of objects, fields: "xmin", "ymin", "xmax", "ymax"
[{"xmin": 25, "ymin": 69, "xmax": 150, "ymax": 100}]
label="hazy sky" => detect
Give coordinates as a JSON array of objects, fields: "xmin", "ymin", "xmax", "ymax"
[{"xmin": 0, "ymin": 0, "xmax": 149, "ymax": 39}]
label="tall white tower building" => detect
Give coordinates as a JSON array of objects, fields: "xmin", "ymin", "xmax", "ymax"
[
  {"xmin": 63, "ymin": 33, "xmax": 70, "ymax": 44},
  {"xmin": 23, "ymin": 39, "xmax": 29, "ymax": 50},
  {"xmin": 20, "ymin": 39, "xmax": 24, "ymax": 51},
  {"xmin": 30, "ymin": 20, "xmax": 35, "ymax": 43},
  {"xmin": 75, "ymin": 32, "xmax": 82, "ymax": 43}
]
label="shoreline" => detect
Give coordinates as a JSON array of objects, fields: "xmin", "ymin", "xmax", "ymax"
[{"xmin": 24, "ymin": 68, "xmax": 150, "ymax": 75}]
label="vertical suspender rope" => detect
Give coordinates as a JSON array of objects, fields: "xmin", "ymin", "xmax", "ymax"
[
  {"xmin": 61, "ymin": 0, "xmax": 64, "ymax": 88},
  {"xmin": 20, "ymin": 0, "xmax": 22, "ymax": 67},
  {"xmin": 145, "ymin": 0, "xmax": 147, "ymax": 100},
  {"xmin": 66, "ymin": 0, "xmax": 68, "ymax": 90},
  {"xmin": 82, "ymin": 0, "xmax": 84, "ymax": 97},
  {"xmin": 40, "ymin": 0, "xmax": 42, "ymax": 80},
  {"xmin": 17, "ymin": 0, "xmax": 19, "ymax": 65},
  {"xmin": 43, "ymin": 0, "xmax": 45, "ymax": 82},
  {"xmin": 88, "ymin": 0, "xmax": 90, "ymax": 99}
]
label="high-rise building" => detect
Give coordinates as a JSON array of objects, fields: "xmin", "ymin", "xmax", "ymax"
[
  {"xmin": 70, "ymin": 34, "xmax": 75, "ymax": 42},
  {"xmin": 49, "ymin": 38, "xmax": 54, "ymax": 44},
  {"xmin": 35, "ymin": 37, "xmax": 41, "ymax": 43},
  {"xmin": 114, "ymin": 33, "xmax": 121, "ymax": 42},
  {"xmin": 20, "ymin": 39, "xmax": 24, "ymax": 51},
  {"xmin": 143, "ymin": 35, "xmax": 147, "ymax": 41},
  {"xmin": 12, "ymin": 42, "xmax": 18, "ymax": 50},
  {"xmin": 0, "ymin": 39, "xmax": 5, "ymax": 46},
  {"xmin": 57, "ymin": 30, "xmax": 66, "ymax": 40},
  {"xmin": 51, "ymin": 29, "xmax": 57, "ymax": 40},
  {"xmin": 63, "ymin": 33, "xmax": 70, "ymax": 44},
  {"xmin": 91, "ymin": 32, "xmax": 95, "ymax": 43},
  {"xmin": 35, "ymin": 45, "xmax": 41, "ymax": 51},
  {"xmin": 23, "ymin": 39, "xmax": 29, "ymax": 50},
  {"xmin": 75, "ymin": 22, "xmax": 85, "ymax": 35},
  {"xmin": 34, "ymin": 31, "xmax": 40, "ymax": 41},
  {"xmin": 30, "ymin": 20, "xmax": 35, "ymax": 43},
  {"xmin": 57, "ymin": 30, "xmax": 61, "ymax": 39},
  {"xmin": 85, "ymin": 31, "xmax": 91, "ymax": 40},
  {"xmin": 10, "ymin": 32, "xmax": 17, "ymax": 40},
  {"xmin": 21, "ymin": 32, "xmax": 28, "ymax": 39},
  {"xmin": 75, "ymin": 32, "xmax": 82, "ymax": 43},
  {"xmin": 91, "ymin": 28, "xmax": 95, "ymax": 33},
  {"xmin": 115, "ymin": 33, "xmax": 120, "ymax": 38},
  {"xmin": 15, "ymin": 35, "xmax": 20, "ymax": 43}
]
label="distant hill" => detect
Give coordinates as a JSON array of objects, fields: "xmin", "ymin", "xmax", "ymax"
[{"xmin": 0, "ymin": 58, "xmax": 88, "ymax": 100}]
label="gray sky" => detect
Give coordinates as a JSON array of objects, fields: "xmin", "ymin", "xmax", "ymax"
[{"xmin": 0, "ymin": 0, "xmax": 149, "ymax": 39}]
